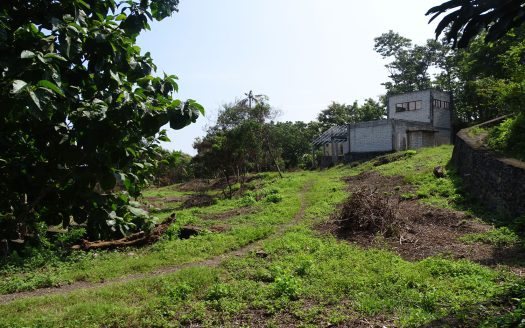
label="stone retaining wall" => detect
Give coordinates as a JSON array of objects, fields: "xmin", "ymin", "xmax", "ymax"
[{"xmin": 452, "ymin": 126, "xmax": 525, "ymax": 219}]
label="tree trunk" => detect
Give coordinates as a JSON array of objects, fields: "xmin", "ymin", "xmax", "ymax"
[{"xmin": 71, "ymin": 214, "xmax": 177, "ymax": 251}]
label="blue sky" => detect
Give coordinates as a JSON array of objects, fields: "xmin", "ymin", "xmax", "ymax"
[{"xmin": 137, "ymin": 0, "xmax": 441, "ymax": 154}]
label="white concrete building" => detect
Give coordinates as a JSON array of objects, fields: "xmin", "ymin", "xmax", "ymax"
[{"xmin": 313, "ymin": 89, "xmax": 452, "ymax": 166}]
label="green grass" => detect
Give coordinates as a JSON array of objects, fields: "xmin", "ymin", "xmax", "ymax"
[
  {"xmin": 0, "ymin": 147, "xmax": 522, "ymax": 327},
  {"xmin": 365, "ymin": 145, "xmax": 464, "ymax": 208},
  {"xmin": 0, "ymin": 173, "xmax": 307, "ymax": 294},
  {"xmin": 460, "ymin": 227, "xmax": 521, "ymax": 247}
]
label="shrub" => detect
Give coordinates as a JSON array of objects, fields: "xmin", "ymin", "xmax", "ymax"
[
  {"xmin": 266, "ymin": 193, "xmax": 283, "ymax": 204},
  {"xmin": 487, "ymin": 114, "xmax": 525, "ymax": 161},
  {"xmin": 272, "ymin": 272, "xmax": 301, "ymax": 300}
]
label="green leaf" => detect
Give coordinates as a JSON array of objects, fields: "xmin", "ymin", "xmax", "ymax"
[
  {"xmin": 44, "ymin": 53, "xmax": 67, "ymax": 62},
  {"xmin": 110, "ymin": 70, "xmax": 122, "ymax": 85},
  {"xmin": 115, "ymin": 13, "xmax": 127, "ymax": 21},
  {"xmin": 28, "ymin": 90, "xmax": 42, "ymax": 110},
  {"xmin": 20, "ymin": 50, "xmax": 35, "ymax": 59},
  {"xmin": 11, "ymin": 80, "xmax": 27, "ymax": 94},
  {"xmin": 37, "ymin": 80, "xmax": 65, "ymax": 97},
  {"xmin": 127, "ymin": 206, "xmax": 148, "ymax": 218},
  {"xmin": 188, "ymin": 99, "xmax": 205, "ymax": 115},
  {"xmin": 125, "ymin": 147, "xmax": 137, "ymax": 157}
]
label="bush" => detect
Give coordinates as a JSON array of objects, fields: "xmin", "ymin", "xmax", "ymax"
[
  {"xmin": 487, "ymin": 114, "xmax": 525, "ymax": 161},
  {"xmin": 266, "ymin": 193, "xmax": 283, "ymax": 204},
  {"xmin": 272, "ymin": 270, "xmax": 301, "ymax": 300}
]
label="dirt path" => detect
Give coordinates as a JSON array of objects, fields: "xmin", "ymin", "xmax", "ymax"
[{"xmin": 0, "ymin": 181, "xmax": 312, "ymax": 305}]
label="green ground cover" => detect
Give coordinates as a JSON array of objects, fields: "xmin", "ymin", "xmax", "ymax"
[{"xmin": 0, "ymin": 146, "xmax": 523, "ymax": 327}]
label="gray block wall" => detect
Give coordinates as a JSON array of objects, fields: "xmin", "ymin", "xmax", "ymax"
[
  {"xmin": 431, "ymin": 89, "xmax": 452, "ymax": 129},
  {"xmin": 388, "ymin": 90, "xmax": 432, "ymax": 123},
  {"xmin": 349, "ymin": 120, "xmax": 393, "ymax": 152}
]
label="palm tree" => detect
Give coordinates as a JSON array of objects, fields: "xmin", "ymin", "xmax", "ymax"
[
  {"xmin": 238, "ymin": 90, "xmax": 268, "ymax": 109},
  {"xmin": 427, "ymin": 0, "xmax": 525, "ymax": 48},
  {"xmin": 238, "ymin": 91, "xmax": 283, "ymax": 178}
]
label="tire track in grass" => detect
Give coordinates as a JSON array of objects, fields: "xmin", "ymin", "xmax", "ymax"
[{"xmin": 0, "ymin": 181, "xmax": 312, "ymax": 305}]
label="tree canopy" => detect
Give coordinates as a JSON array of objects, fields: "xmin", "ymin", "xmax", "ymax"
[
  {"xmin": 374, "ymin": 31, "xmax": 451, "ymax": 95},
  {"xmin": 317, "ymin": 99, "xmax": 385, "ymax": 130},
  {"xmin": 0, "ymin": 0, "xmax": 202, "ymax": 241}
]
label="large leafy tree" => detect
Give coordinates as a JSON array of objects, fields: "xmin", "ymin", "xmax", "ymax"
[
  {"xmin": 0, "ymin": 0, "xmax": 203, "ymax": 241},
  {"xmin": 452, "ymin": 27, "xmax": 525, "ymax": 121},
  {"xmin": 317, "ymin": 99, "xmax": 385, "ymax": 131},
  {"xmin": 374, "ymin": 31, "xmax": 450, "ymax": 95},
  {"xmin": 268, "ymin": 121, "xmax": 320, "ymax": 169},
  {"xmin": 427, "ymin": 0, "xmax": 525, "ymax": 48}
]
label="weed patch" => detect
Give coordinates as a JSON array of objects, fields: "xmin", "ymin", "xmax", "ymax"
[{"xmin": 460, "ymin": 227, "xmax": 521, "ymax": 247}]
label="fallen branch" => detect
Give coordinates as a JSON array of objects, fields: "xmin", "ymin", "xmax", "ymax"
[{"xmin": 72, "ymin": 214, "xmax": 177, "ymax": 251}]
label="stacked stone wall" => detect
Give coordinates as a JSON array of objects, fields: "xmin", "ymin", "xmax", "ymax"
[{"xmin": 452, "ymin": 128, "xmax": 525, "ymax": 219}]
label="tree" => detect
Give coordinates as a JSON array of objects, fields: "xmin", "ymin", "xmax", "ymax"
[
  {"xmin": 357, "ymin": 98, "xmax": 386, "ymax": 122},
  {"xmin": 317, "ymin": 99, "xmax": 386, "ymax": 131},
  {"xmin": 153, "ymin": 149, "xmax": 193, "ymax": 186},
  {"xmin": 268, "ymin": 121, "xmax": 319, "ymax": 169},
  {"xmin": 451, "ymin": 27, "xmax": 525, "ymax": 121},
  {"xmin": 374, "ymin": 31, "xmax": 447, "ymax": 95},
  {"xmin": 193, "ymin": 95, "xmax": 279, "ymax": 197},
  {"xmin": 0, "ymin": 0, "xmax": 203, "ymax": 242},
  {"xmin": 427, "ymin": 0, "xmax": 525, "ymax": 48}
]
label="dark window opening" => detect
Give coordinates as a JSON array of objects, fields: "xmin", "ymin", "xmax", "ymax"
[
  {"xmin": 433, "ymin": 99, "xmax": 449, "ymax": 109},
  {"xmin": 396, "ymin": 100, "xmax": 423, "ymax": 112}
]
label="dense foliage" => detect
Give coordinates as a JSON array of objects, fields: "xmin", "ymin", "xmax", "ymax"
[
  {"xmin": 487, "ymin": 114, "xmax": 525, "ymax": 161},
  {"xmin": 153, "ymin": 149, "xmax": 193, "ymax": 186},
  {"xmin": 427, "ymin": 0, "xmax": 525, "ymax": 48},
  {"xmin": 0, "ymin": 0, "xmax": 203, "ymax": 243},
  {"xmin": 374, "ymin": 30, "xmax": 452, "ymax": 96},
  {"xmin": 317, "ymin": 99, "xmax": 386, "ymax": 130},
  {"xmin": 192, "ymin": 94, "xmax": 323, "ymax": 195}
]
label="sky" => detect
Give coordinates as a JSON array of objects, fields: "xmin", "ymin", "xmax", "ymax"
[{"xmin": 137, "ymin": 0, "xmax": 441, "ymax": 155}]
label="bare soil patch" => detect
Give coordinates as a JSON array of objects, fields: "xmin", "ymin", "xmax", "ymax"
[
  {"xmin": 178, "ymin": 179, "xmax": 213, "ymax": 193},
  {"xmin": 321, "ymin": 172, "xmax": 525, "ymax": 272},
  {"xmin": 180, "ymin": 194, "xmax": 217, "ymax": 209},
  {"xmin": 198, "ymin": 207, "xmax": 259, "ymax": 221}
]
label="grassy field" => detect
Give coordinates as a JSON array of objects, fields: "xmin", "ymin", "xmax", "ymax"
[{"xmin": 0, "ymin": 145, "xmax": 523, "ymax": 327}]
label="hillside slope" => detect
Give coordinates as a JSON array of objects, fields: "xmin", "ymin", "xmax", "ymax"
[{"xmin": 0, "ymin": 145, "xmax": 523, "ymax": 327}]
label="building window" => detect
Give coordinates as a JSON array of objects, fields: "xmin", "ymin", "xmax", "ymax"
[
  {"xmin": 396, "ymin": 100, "xmax": 422, "ymax": 112},
  {"xmin": 433, "ymin": 99, "xmax": 449, "ymax": 109}
]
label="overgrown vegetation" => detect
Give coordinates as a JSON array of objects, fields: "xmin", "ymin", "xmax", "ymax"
[
  {"xmin": 487, "ymin": 114, "xmax": 525, "ymax": 161},
  {"xmin": 0, "ymin": 146, "xmax": 524, "ymax": 327},
  {"xmin": 460, "ymin": 227, "xmax": 521, "ymax": 247},
  {"xmin": 0, "ymin": 0, "xmax": 203, "ymax": 245}
]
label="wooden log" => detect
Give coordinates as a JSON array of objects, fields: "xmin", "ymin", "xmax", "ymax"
[{"xmin": 72, "ymin": 213, "xmax": 177, "ymax": 251}]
